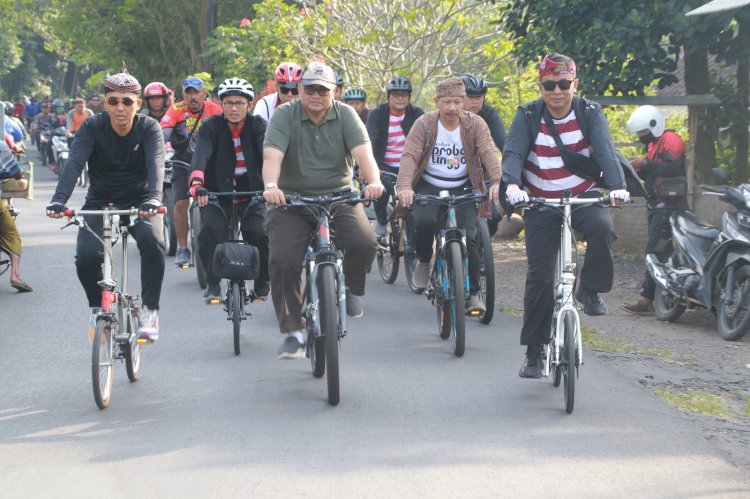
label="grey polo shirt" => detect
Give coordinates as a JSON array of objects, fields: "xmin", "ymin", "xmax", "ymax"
[{"xmin": 264, "ymin": 99, "xmax": 370, "ymax": 195}]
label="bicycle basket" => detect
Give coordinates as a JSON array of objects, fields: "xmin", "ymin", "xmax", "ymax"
[{"xmin": 213, "ymin": 241, "xmax": 260, "ymax": 280}]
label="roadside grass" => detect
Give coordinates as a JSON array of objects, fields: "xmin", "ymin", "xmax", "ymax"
[
  {"xmin": 746, "ymin": 397, "xmax": 750, "ymax": 416},
  {"xmin": 581, "ymin": 324, "xmax": 680, "ymax": 360},
  {"xmin": 496, "ymin": 302, "xmax": 523, "ymax": 318},
  {"xmin": 654, "ymin": 388, "xmax": 733, "ymax": 420}
]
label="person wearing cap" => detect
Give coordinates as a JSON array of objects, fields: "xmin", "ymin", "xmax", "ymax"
[
  {"xmin": 343, "ymin": 87, "xmax": 369, "ymax": 124},
  {"xmin": 366, "ymin": 75, "xmax": 425, "ymax": 238},
  {"xmin": 262, "ymin": 61, "xmax": 384, "ymax": 360},
  {"xmin": 65, "ymin": 97, "xmax": 94, "ymax": 145},
  {"xmin": 253, "ymin": 62, "xmax": 303, "ymax": 122},
  {"xmin": 45, "ymin": 64, "xmax": 167, "ymax": 343},
  {"xmin": 160, "ymin": 76, "xmax": 222, "ymax": 268},
  {"xmin": 396, "ymin": 76, "xmax": 501, "ymax": 316},
  {"xmin": 501, "ymin": 53, "xmax": 630, "ymax": 379}
]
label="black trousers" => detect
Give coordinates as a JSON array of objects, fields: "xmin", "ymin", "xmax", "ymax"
[
  {"xmin": 76, "ymin": 206, "xmax": 165, "ymax": 310},
  {"xmin": 374, "ymin": 165, "xmax": 399, "ymax": 226},
  {"xmin": 412, "ymin": 181, "xmax": 480, "ymax": 293},
  {"xmin": 198, "ymin": 199, "xmax": 269, "ymax": 288},
  {"xmin": 521, "ymin": 200, "xmax": 616, "ymax": 345},
  {"xmin": 641, "ymin": 207, "xmax": 675, "ymax": 300}
]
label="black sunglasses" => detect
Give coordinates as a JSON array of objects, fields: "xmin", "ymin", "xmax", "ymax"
[
  {"xmin": 279, "ymin": 86, "xmax": 299, "ymax": 95},
  {"xmin": 107, "ymin": 96, "xmax": 136, "ymax": 107},
  {"xmin": 541, "ymin": 79, "xmax": 574, "ymax": 92},
  {"xmin": 303, "ymin": 85, "xmax": 331, "ymax": 97}
]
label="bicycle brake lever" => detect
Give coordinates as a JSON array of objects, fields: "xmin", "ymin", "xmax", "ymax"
[{"xmin": 61, "ymin": 220, "xmax": 79, "ymax": 230}]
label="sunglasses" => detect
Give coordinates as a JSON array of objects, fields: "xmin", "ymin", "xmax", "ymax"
[
  {"xmin": 279, "ymin": 86, "xmax": 299, "ymax": 95},
  {"xmin": 106, "ymin": 97, "xmax": 136, "ymax": 107},
  {"xmin": 183, "ymin": 78, "xmax": 203, "ymax": 87},
  {"xmin": 303, "ymin": 85, "xmax": 331, "ymax": 97},
  {"xmin": 541, "ymin": 79, "xmax": 574, "ymax": 92}
]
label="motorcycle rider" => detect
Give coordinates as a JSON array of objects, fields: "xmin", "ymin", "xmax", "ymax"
[
  {"xmin": 188, "ymin": 78, "xmax": 270, "ymax": 302},
  {"xmin": 622, "ymin": 105, "xmax": 686, "ymax": 315},
  {"xmin": 141, "ymin": 82, "xmax": 170, "ymax": 121},
  {"xmin": 252, "ymin": 62, "xmax": 303, "ymax": 122},
  {"xmin": 65, "ymin": 98, "xmax": 94, "ymax": 146},
  {"xmin": 34, "ymin": 104, "xmax": 57, "ymax": 166}
]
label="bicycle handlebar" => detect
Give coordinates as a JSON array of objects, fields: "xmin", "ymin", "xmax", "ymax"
[
  {"xmin": 207, "ymin": 191, "xmax": 265, "ymax": 200},
  {"xmin": 527, "ymin": 196, "xmax": 612, "ymax": 207},
  {"xmin": 63, "ymin": 206, "xmax": 167, "ymax": 217},
  {"xmin": 284, "ymin": 190, "xmax": 364, "ymax": 207},
  {"xmin": 412, "ymin": 191, "xmax": 488, "ymax": 206},
  {"xmin": 165, "ymin": 159, "xmax": 191, "ymax": 170}
]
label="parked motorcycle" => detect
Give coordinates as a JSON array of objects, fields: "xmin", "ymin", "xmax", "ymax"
[{"xmin": 647, "ymin": 168, "xmax": 750, "ymax": 341}]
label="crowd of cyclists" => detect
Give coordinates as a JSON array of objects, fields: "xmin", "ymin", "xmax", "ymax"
[{"xmin": 0, "ymin": 51, "xmax": 690, "ymax": 383}]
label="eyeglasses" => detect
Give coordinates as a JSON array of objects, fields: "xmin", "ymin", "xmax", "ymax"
[
  {"xmin": 222, "ymin": 100, "xmax": 248, "ymax": 109},
  {"xmin": 303, "ymin": 85, "xmax": 331, "ymax": 97},
  {"xmin": 106, "ymin": 97, "xmax": 136, "ymax": 107},
  {"xmin": 541, "ymin": 79, "xmax": 574, "ymax": 92},
  {"xmin": 279, "ymin": 86, "xmax": 299, "ymax": 95}
]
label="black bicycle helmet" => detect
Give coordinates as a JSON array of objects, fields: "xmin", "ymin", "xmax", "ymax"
[
  {"xmin": 386, "ymin": 75, "xmax": 412, "ymax": 93},
  {"xmin": 335, "ymin": 71, "xmax": 345, "ymax": 88},
  {"xmin": 461, "ymin": 74, "xmax": 488, "ymax": 96},
  {"xmin": 343, "ymin": 87, "xmax": 367, "ymax": 101}
]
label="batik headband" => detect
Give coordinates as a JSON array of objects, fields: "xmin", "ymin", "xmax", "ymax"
[{"xmin": 538, "ymin": 55, "xmax": 576, "ymax": 77}]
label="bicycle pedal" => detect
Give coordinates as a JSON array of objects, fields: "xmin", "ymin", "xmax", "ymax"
[
  {"xmin": 468, "ymin": 310, "xmax": 481, "ymax": 316},
  {"xmin": 136, "ymin": 338, "xmax": 151, "ymax": 344},
  {"xmin": 206, "ymin": 297, "xmax": 222, "ymax": 305},
  {"xmin": 177, "ymin": 263, "xmax": 193, "ymax": 269}
]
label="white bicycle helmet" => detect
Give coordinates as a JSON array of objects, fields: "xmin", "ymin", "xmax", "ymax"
[
  {"xmin": 217, "ymin": 77, "xmax": 255, "ymax": 101},
  {"xmin": 627, "ymin": 105, "xmax": 665, "ymax": 138}
]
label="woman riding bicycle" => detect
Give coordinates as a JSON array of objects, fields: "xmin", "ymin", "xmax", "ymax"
[
  {"xmin": 0, "ymin": 140, "xmax": 32, "ymax": 292},
  {"xmin": 395, "ymin": 77, "xmax": 501, "ymax": 314}
]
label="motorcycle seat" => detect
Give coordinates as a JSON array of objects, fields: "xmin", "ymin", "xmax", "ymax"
[{"xmin": 674, "ymin": 212, "xmax": 720, "ymax": 242}]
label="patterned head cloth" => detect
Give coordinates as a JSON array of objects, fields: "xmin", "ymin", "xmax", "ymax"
[
  {"xmin": 103, "ymin": 61, "xmax": 142, "ymax": 94},
  {"xmin": 435, "ymin": 76, "xmax": 466, "ymax": 98},
  {"xmin": 538, "ymin": 54, "xmax": 576, "ymax": 77}
]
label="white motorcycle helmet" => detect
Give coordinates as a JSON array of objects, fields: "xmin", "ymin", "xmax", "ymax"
[{"xmin": 627, "ymin": 105, "xmax": 665, "ymax": 138}]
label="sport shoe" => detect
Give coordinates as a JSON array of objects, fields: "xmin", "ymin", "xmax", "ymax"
[
  {"xmin": 575, "ymin": 288, "xmax": 608, "ymax": 316},
  {"xmin": 374, "ymin": 221, "xmax": 387, "ymax": 238},
  {"xmin": 203, "ymin": 282, "xmax": 221, "ymax": 302},
  {"xmin": 413, "ymin": 261, "xmax": 430, "ymax": 288},
  {"xmin": 518, "ymin": 354, "xmax": 544, "ymax": 379},
  {"xmin": 466, "ymin": 294, "xmax": 486, "ymax": 315},
  {"xmin": 277, "ymin": 335, "xmax": 304, "ymax": 360},
  {"xmin": 137, "ymin": 307, "xmax": 159, "ymax": 342},
  {"xmin": 253, "ymin": 279, "xmax": 270, "ymax": 299},
  {"xmin": 175, "ymin": 247, "xmax": 191, "ymax": 267},
  {"xmin": 346, "ymin": 290, "xmax": 364, "ymax": 318},
  {"xmin": 88, "ymin": 307, "xmax": 100, "ymax": 342}
]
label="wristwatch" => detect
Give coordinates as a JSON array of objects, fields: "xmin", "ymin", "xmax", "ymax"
[{"xmin": 264, "ymin": 182, "xmax": 278, "ymax": 190}]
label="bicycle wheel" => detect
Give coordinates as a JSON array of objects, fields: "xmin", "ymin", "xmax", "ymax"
[
  {"xmin": 403, "ymin": 220, "xmax": 425, "ymax": 294},
  {"xmin": 231, "ymin": 281, "xmax": 242, "ymax": 355},
  {"xmin": 476, "ymin": 218, "xmax": 495, "ymax": 324},
  {"xmin": 163, "ymin": 186, "xmax": 176, "ymax": 257},
  {"xmin": 190, "ymin": 202, "xmax": 207, "ymax": 289},
  {"xmin": 319, "ymin": 265, "xmax": 340, "ymax": 405},
  {"xmin": 448, "ymin": 241, "xmax": 466, "ymax": 357},
  {"xmin": 377, "ymin": 220, "xmax": 400, "ymax": 284},
  {"xmin": 436, "ymin": 256, "xmax": 452, "ymax": 340},
  {"xmin": 124, "ymin": 306, "xmax": 142, "ymax": 382},
  {"xmin": 303, "ymin": 279, "xmax": 326, "ymax": 378},
  {"xmin": 718, "ymin": 264, "xmax": 750, "ymax": 341},
  {"xmin": 551, "ymin": 341, "xmax": 562, "ymax": 387},
  {"xmin": 562, "ymin": 311, "xmax": 576, "ymax": 414},
  {"xmin": 92, "ymin": 317, "xmax": 115, "ymax": 409}
]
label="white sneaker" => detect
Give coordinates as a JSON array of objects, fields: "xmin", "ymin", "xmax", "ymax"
[
  {"xmin": 88, "ymin": 307, "xmax": 100, "ymax": 342},
  {"xmin": 413, "ymin": 261, "xmax": 430, "ymax": 288},
  {"xmin": 137, "ymin": 307, "xmax": 159, "ymax": 342},
  {"xmin": 374, "ymin": 221, "xmax": 387, "ymax": 238}
]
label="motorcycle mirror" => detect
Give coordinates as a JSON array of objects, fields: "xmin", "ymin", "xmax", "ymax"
[{"xmin": 712, "ymin": 168, "xmax": 729, "ymax": 185}]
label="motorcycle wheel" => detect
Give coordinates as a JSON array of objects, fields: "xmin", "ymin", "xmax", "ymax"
[
  {"xmin": 653, "ymin": 283, "xmax": 686, "ymax": 322},
  {"xmin": 717, "ymin": 264, "xmax": 750, "ymax": 341}
]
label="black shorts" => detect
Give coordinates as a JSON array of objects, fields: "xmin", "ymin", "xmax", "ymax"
[{"xmin": 172, "ymin": 165, "xmax": 189, "ymax": 202}]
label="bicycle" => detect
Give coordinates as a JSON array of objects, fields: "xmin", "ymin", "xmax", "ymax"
[
  {"xmin": 375, "ymin": 172, "xmax": 418, "ymax": 287},
  {"xmin": 285, "ymin": 189, "xmax": 365, "ymax": 406},
  {"xmin": 203, "ymin": 191, "xmax": 265, "ymax": 356},
  {"xmin": 472, "ymin": 217, "xmax": 495, "ymax": 324},
  {"xmin": 525, "ymin": 192, "xmax": 613, "ymax": 414},
  {"xmin": 60, "ymin": 205, "xmax": 166, "ymax": 409},
  {"xmin": 413, "ymin": 190, "xmax": 488, "ymax": 357}
]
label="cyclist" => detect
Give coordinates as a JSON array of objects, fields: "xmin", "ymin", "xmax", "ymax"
[
  {"xmin": 187, "ymin": 78, "xmax": 270, "ymax": 302},
  {"xmin": 395, "ymin": 76, "xmax": 501, "ymax": 315},
  {"xmin": 343, "ymin": 87, "xmax": 369, "ymax": 124},
  {"xmin": 333, "ymin": 71, "xmax": 345, "ymax": 101},
  {"xmin": 161, "ymin": 76, "xmax": 222, "ymax": 267},
  {"xmin": 46, "ymin": 65, "xmax": 166, "ymax": 342},
  {"xmin": 0, "ymin": 140, "xmax": 32, "ymax": 292},
  {"xmin": 366, "ymin": 75, "xmax": 424, "ymax": 237},
  {"xmin": 141, "ymin": 82, "xmax": 170, "ymax": 122},
  {"xmin": 262, "ymin": 62, "xmax": 384, "ymax": 359},
  {"xmin": 461, "ymin": 74, "xmax": 505, "ymax": 151},
  {"xmin": 252, "ymin": 62, "xmax": 303, "ymax": 122},
  {"xmin": 65, "ymin": 98, "xmax": 94, "ymax": 146},
  {"xmin": 501, "ymin": 53, "xmax": 629, "ymax": 378},
  {"xmin": 622, "ymin": 105, "xmax": 686, "ymax": 315}
]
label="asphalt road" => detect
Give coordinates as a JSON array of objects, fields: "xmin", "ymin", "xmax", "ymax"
[{"xmin": 1, "ymin": 159, "xmax": 749, "ymax": 498}]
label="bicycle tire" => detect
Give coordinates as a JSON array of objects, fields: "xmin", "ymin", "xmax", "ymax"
[
  {"xmin": 304, "ymin": 280, "xmax": 326, "ymax": 378},
  {"xmin": 551, "ymin": 342, "xmax": 562, "ymax": 387},
  {"xmin": 448, "ymin": 241, "xmax": 466, "ymax": 357},
  {"xmin": 563, "ymin": 311, "xmax": 576, "ymax": 414},
  {"xmin": 92, "ymin": 317, "xmax": 115, "ymax": 410},
  {"xmin": 232, "ymin": 281, "xmax": 242, "ymax": 355},
  {"xmin": 477, "ymin": 218, "xmax": 495, "ymax": 324},
  {"xmin": 124, "ymin": 306, "xmax": 141, "ymax": 382},
  {"xmin": 403, "ymin": 220, "xmax": 425, "ymax": 294},
  {"xmin": 319, "ymin": 265, "xmax": 340, "ymax": 405},
  {"xmin": 377, "ymin": 221, "xmax": 400, "ymax": 284},
  {"xmin": 163, "ymin": 187, "xmax": 177, "ymax": 256},
  {"xmin": 190, "ymin": 202, "xmax": 207, "ymax": 289}
]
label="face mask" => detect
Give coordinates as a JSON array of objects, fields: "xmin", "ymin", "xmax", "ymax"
[{"xmin": 639, "ymin": 132, "xmax": 655, "ymax": 145}]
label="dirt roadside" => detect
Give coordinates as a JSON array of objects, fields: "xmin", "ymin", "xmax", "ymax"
[{"xmin": 492, "ymin": 236, "xmax": 750, "ymax": 470}]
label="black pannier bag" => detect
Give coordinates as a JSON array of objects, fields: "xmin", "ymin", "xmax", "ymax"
[{"xmin": 213, "ymin": 241, "xmax": 260, "ymax": 280}]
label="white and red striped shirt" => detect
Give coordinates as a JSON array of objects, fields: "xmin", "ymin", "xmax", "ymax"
[
  {"xmin": 384, "ymin": 112, "xmax": 406, "ymax": 168},
  {"xmin": 230, "ymin": 126, "xmax": 246, "ymax": 181},
  {"xmin": 523, "ymin": 110, "xmax": 597, "ymax": 198}
]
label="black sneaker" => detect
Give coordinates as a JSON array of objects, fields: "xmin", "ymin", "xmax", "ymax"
[
  {"xmin": 203, "ymin": 282, "xmax": 221, "ymax": 302},
  {"xmin": 175, "ymin": 247, "xmax": 191, "ymax": 268},
  {"xmin": 277, "ymin": 335, "xmax": 304, "ymax": 360},
  {"xmin": 575, "ymin": 288, "xmax": 607, "ymax": 316},
  {"xmin": 518, "ymin": 354, "xmax": 544, "ymax": 379},
  {"xmin": 253, "ymin": 279, "xmax": 270, "ymax": 300}
]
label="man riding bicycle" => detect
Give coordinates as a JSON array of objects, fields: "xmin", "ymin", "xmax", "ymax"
[
  {"xmin": 188, "ymin": 78, "xmax": 270, "ymax": 302},
  {"xmin": 46, "ymin": 65, "xmax": 166, "ymax": 342},
  {"xmin": 252, "ymin": 62, "xmax": 303, "ymax": 122},
  {"xmin": 262, "ymin": 62, "xmax": 384, "ymax": 359},
  {"xmin": 501, "ymin": 53, "xmax": 629, "ymax": 378},
  {"xmin": 395, "ymin": 76, "xmax": 501, "ymax": 315}
]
